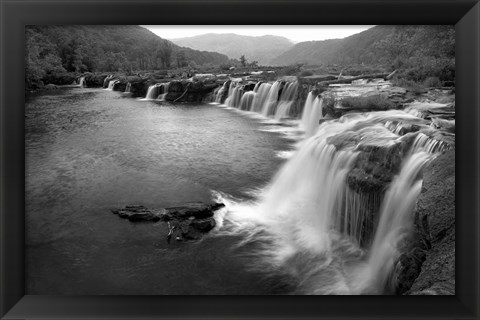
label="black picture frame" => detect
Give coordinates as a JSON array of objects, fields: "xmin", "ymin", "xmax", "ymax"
[{"xmin": 1, "ymin": 0, "xmax": 479, "ymax": 319}]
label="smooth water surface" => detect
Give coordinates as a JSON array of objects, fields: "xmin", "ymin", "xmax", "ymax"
[{"xmin": 26, "ymin": 88, "xmax": 292, "ymax": 294}]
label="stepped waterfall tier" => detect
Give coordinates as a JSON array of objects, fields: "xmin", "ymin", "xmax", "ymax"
[
  {"xmin": 27, "ymin": 72, "xmax": 455, "ymax": 296},
  {"xmin": 105, "ymin": 79, "xmax": 120, "ymax": 90},
  {"xmin": 143, "ymin": 83, "xmax": 170, "ymax": 101},
  {"xmin": 207, "ymin": 77, "xmax": 455, "ymax": 294},
  {"xmin": 214, "ymin": 106, "xmax": 449, "ymax": 294},
  {"xmin": 24, "ymin": 24, "xmax": 458, "ymax": 300}
]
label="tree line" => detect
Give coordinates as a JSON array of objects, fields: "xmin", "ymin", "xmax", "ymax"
[{"xmin": 25, "ymin": 25, "xmax": 229, "ymax": 88}]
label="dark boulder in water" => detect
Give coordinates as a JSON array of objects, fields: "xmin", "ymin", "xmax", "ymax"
[
  {"xmin": 111, "ymin": 202, "xmax": 225, "ymax": 242},
  {"xmin": 167, "ymin": 80, "xmax": 184, "ymax": 93},
  {"xmin": 44, "ymin": 83, "xmax": 59, "ymax": 90},
  {"xmin": 242, "ymin": 82, "xmax": 256, "ymax": 92},
  {"xmin": 111, "ymin": 205, "xmax": 164, "ymax": 222},
  {"xmin": 164, "ymin": 202, "xmax": 225, "ymax": 219}
]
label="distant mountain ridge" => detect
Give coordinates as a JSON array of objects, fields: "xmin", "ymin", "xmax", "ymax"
[
  {"xmin": 270, "ymin": 26, "xmax": 396, "ymax": 66},
  {"xmin": 171, "ymin": 33, "xmax": 294, "ymax": 65},
  {"xmin": 270, "ymin": 25, "xmax": 455, "ymax": 68}
]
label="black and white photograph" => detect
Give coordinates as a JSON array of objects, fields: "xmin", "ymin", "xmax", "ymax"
[{"xmin": 25, "ymin": 25, "xmax": 455, "ymax": 295}]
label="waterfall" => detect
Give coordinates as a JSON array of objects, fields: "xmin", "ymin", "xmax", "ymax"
[
  {"xmin": 106, "ymin": 79, "xmax": 120, "ymax": 90},
  {"xmin": 239, "ymin": 91, "xmax": 255, "ymax": 111},
  {"xmin": 253, "ymin": 82, "xmax": 262, "ymax": 93},
  {"xmin": 157, "ymin": 82, "xmax": 170, "ymax": 101},
  {"xmin": 215, "ymin": 82, "xmax": 229, "ymax": 103},
  {"xmin": 212, "ymin": 87, "xmax": 221, "ymax": 103},
  {"xmin": 279, "ymin": 81, "xmax": 298, "ymax": 102},
  {"xmin": 411, "ymin": 132, "xmax": 451, "ymax": 154},
  {"xmin": 301, "ymin": 92, "xmax": 315, "ymax": 128},
  {"xmin": 215, "ymin": 79, "xmax": 299, "ymax": 121},
  {"xmin": 273, "ymin": 81, "xmax": 298, "ymax": 120},
  {"xmin": 356, "ymin": 151, "xmax": 431, "ymax": 293},
  {"xmin": 301, "ymin": 96, "xmax": 324, "ymax": 137},
  {"xmin": 258, "ymin": 136, "xmax": 359, "ymax": 254},
  {"xmin": 219, "ymin": 109, "xmax": 447, "ymax": 294},
  {"xmin": 78, "ymin": 77, "xmax": 85, "ymax": 88},
  {"xmin": 225, "ymin": 84, "xmax": 243, "ymax": 108},
  {"xmin": 261, "ymin": 81, "xmax": 281, "ymax": 116},
  {"xmin": 144, "ymin": 83, "xmax": 170, "ymax": 100},
  {"xmin": 250, "ymin": 83, "xmax": 272, "ymax": 112},
  {"xmin": 274, "ymin": 102, "xmax": 293, "ymax": 120},
  {"xmin": 226, "ymin": 81, "xmax": 236, "ymax": 97},
  {"xmin": 125, "ymin": 82, "xmax": 131, "ymax": 93},
  {"xmin": 144, "ymin": 85, "xmax": 156, "ymax": 100},
  {"xmin": 103, "ymin": 75, "xmax": 113, "ymax": 88}
]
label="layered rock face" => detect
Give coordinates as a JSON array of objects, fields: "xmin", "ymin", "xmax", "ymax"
[{"xmin": 400, "ymin": 149, "xmax": 455, "ymax": 295}]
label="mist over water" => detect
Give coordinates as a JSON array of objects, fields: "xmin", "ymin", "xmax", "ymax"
[{"xmin": 212, "ymin": 84, "xmax": 447, "ymax": 294}]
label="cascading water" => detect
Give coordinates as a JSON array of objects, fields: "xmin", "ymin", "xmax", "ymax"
[
  {"xmin": 274, "ymin": 81, "xmax": 298, "ymax": 120},
  {"xmin": 355, "ymin": 151, "xmax": 431, "ymax": 294},
  {"xmin": 143, "ymin": 83, "xmax": 170, "ymax": 100},
  {"xmin": 250, "ymin": 83, "xmax": 272, "ymax": 113},
  {"xmin": 219, "ymin": 80, "xmax": 298, "ymax": 121},
  {"xmin": 157, "ymin": 82, "xmax": 170, "ymax": 101},
  {"xmin": 261, "ymin": 81, "xmax": 281, "ymax": 116},
  {"xmin": 78, "ymin": 77, "xmax": 85, "ymax": 88},
  {"xmin": 239, "ymin": 91, "xmax": 255, "ymax": 111},
  {"xmin": 411, "ymin": 132, "xmax": 451, "ymax": 154},
  {"xmin": 253, "ymin": 82, "xmax": 262, "ymax": 93},
  {"xmin": 125, "ymin": 82, "xmax": 131, "ymax": 93},
  {"xmin": 301, "ymin": 92, "xmax": 315, "ymax": 128},
  {"xmin": 103, "ymin": 75, "xmax": 113, "ymax": 88},
  {"xmin": 215, "ymin": 81, "xmax": 229, "ymax": 103},
  {"xmin": 217, "ymin": 109, "xmax": 449, "ymax": 294},
  {"xmin": 300, "ymin": 95, "xmax": 324, "ymax": 137},
  {"xmin": 106, "ymin": 79, "xmax": 120, "ymax": 90},
  {"xmin": 225, "ymin": 85, "xmax": 243, "ymax": 108}
]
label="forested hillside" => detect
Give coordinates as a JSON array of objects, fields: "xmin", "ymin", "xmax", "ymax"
[
  {"xmin": 172, "ymin": 33, "xmax": 294, "ymax": 66},
  {"xmin": 25, "ymin": 25, "xmax": 229, "ymax": 88},
  {"xmin": 272, "ymin": 25, "xmax": 455, "ymax": 83}
]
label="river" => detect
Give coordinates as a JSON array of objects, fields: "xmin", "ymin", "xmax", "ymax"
[
  {"xmin": 25, "ymin": 82, "xmax": 454, "ymax": 295},
  {"xmin": 26, "ymin": 87, "xmax": 295, "ymax": 294}
]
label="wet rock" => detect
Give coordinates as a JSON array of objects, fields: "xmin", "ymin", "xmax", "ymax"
[
  {"xmin": 346, "ymin": 140, "xmax": 409, "ymax": 193},
  {"xmin": 191, "ymin": 217, "xmax": 216, "ymax": 232},
  {"xmin": 397, "ymin": 149, "xmax": 455, "ymax": 295},
  {"xmin": 111, "ymin": 202, "xmax": 224, "ymax": 242},
  {"xmin": 300, "ymin": 75, "xmax": 338, "ymax": 85},
  {"xmin": 431, "ymin": 118, "xmax": 455, "ymax": 133},
  {"xmin": 320, "ymin": 83, "xmax": 409, "ymax": 118},
  {"xmin": 112, "ymin": 205, "xmax": 165, "ymax": 222},
  {"xmin": 164, "ymin": 80, "xmax": 219, "ymax": 102},
  {"xmin": 44, "ymin": 84, "xmax": 59, "ymax": 90},
  {"xmin": 243, "ymin": 82, "xmax": 256, "ymax": 92},
  {"xmin": 179, "ymin": 218, "xmax": 216, "ymax": 240},
  {"xmin": 396, "ymin": 247, "xmax": 427, "ymax": 294},
  {"xmin": 405, "ymin": 101, "xmax": 455, "ymax": 120},
  {"xmin": 164, "ymin": 202, "xmax": 225, "ymax": 219},
  {"xmin": 123, "ymin": 78, "xmax": 146, "ymax": 97},
  {"xmin": 167, "ymin": 80, "xmax": 184, "ymax": 93},
  {"xmin": 113, "ymin": 81, "xmax": 127, "ymax": 92}
]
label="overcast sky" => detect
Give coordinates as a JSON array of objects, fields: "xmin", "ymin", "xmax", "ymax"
[{"xmin": 142, "ymin": 25, "xmax": 374, "ymax": 43}]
